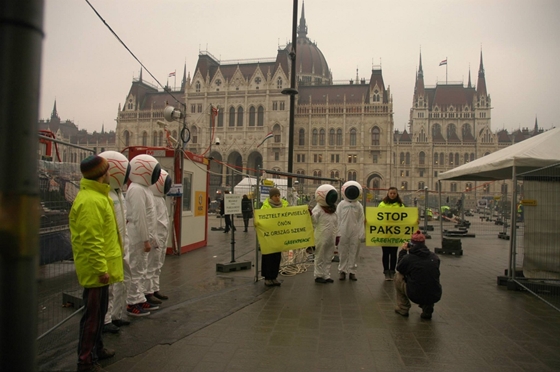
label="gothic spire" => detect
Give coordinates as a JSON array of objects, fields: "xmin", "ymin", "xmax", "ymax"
[
  {"xmin": 297, "ymin": 1, "xmax": 307, "ymax": 38},
  {"xmin": 468, "ymin": 65, "xmax": 472, "ymax": 88},
  {"xmin": 51, "ymin": 100, "xmax": 59, "ymax": 120},
  {"xmin": 139, "ymin": 67, "xmax": 143, "ymax": 82},
  {"xmin": 418, "ymin": 49, "xmax": 423, "ymax": 79},
  {"xmin": 414, "ymin": 51, "xmax": 425, "ymax": 97},
  {"xmin": 476, "ymin": 50, "xmax": 487, "ymax": 96},
  {"xmin": 181, "ymin": 61, "xmax": 187, "ymax": 92}
]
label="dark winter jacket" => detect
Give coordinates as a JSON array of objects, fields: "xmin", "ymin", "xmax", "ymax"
[
  {"xmin": 242, "ymin": 197, "xmax": 253, "ymax": 218},
  {"xmin": 396, "ymin": 243, "xmax": 442, "ymax": 305}
]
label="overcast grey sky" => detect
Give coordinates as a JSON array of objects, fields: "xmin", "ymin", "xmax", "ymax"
[{"xmin": 40, "ymin": 0, "xmax": 560, "ymax": 133}]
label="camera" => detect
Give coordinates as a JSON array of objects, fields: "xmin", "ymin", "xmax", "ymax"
[{"xmin": 215, "ymin": 137, "xmax": 221, "ymax": 145}]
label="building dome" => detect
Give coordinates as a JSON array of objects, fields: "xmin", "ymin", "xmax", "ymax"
[{"xmin": 286, "ymin": 4, "xmax": 332, "ymax": 86}]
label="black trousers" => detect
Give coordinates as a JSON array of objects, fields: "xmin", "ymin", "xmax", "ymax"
[
  {"xmin": 77, "ymin": 285, "xmax": 109, "ymax": 369},
  {"xmin": 381, "ymin": 246, "xmax": 398, "ymax": 271},
  {"xmin": 224, "ymin": 215, "xmax": 232, "ymax": 231},
  {"xmin": 261, "ymin": 252, "xmax": 281, "ymax": 280}
]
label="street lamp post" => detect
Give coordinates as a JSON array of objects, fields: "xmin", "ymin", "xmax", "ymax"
[{"xmin": 282, "ymin": 0, "xmax": 298, "ymax": 195}]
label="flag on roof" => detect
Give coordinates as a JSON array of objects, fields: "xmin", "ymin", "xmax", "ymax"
[
  {"xmin": 256, "ymin": 132, "xmax": 274, "ymax": 148},
  {"xmin": 169, "ymin": 71, "xmax": 176, "ymax": 77},
  {"xmin": 439, "ymin": 59, "xmax": 447, "ymax": 66}
]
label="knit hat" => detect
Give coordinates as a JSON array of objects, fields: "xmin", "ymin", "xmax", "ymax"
[
  {"xmin": 269, "ymin": 187, "xmax": 281, "ymax": 198},
  {"xmin": 80, "ymin": 155, "xmax": 109, "ymax": 180},
  {"xmin": 411, "ymin": 230, "xmax": 426, "ymax": 244}
]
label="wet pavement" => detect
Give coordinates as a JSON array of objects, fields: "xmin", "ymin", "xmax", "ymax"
[{"xmin": 38, "ymin": 215, "xmax": 560, "ymax": 371}]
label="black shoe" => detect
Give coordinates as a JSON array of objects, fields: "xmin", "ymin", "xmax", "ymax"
[
  {"xmin": 339, "ymin": 272, "xmax": 346, "ymax": 280},
  {"xmin": 244, "ymin": 229, "xmax": 248, "ymax": 232},
  {"xmin": 98, "ymin": 348, "xmax": 115, "ymax": 360},
  {"xmin": 145, "ymin": 294, "xmax": 162, "ymax": 305},
  {"xmin": 154, "ymin": 291, "xmax": 169, "ymax": 300},
  {"xmin": 325, "ymin": 278, "xmax": 334, "ymax": 283},
  {"xmin": 315, "ymin": 277, "xmax": 327, "ymax": 284},
  {"xmin": 265, "ymin": 280, "xmax": 275, "ymax": 287},
  {"xmin": 349, "ymin": 273, "xmax": 357, "ymax": 281},
  {"xmin": 384, "ymin": 270, "xmax": 392, "ymax": 281},
  {"xmin": 395, "ymin": 309, "xmax": 409, "ymax": 317},
  {"xmin": 102, "ymin": 323, "xmax": 119, "ymax": 334},
  {"xmin": 223, "ymin": 230, "xmax": 229, "ymax": 233},
  {"xmin": 112, "ymin": 319, "xmax": 130, "ymax": 327},
  {"xmin": 272, "ymin": 279, "xmax": 282, "ymax": 286}
]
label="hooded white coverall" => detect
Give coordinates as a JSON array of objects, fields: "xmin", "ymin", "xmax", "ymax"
[
  {"xmin": 312, "ymin": 205, "xmax": 338, "ymax": 280},
  {"xmin": 144, "ymin": 195, "xmax": 169, "ymax": 295},
  {"xmin": 104, "ymin": 189, "xmax": 131, "ymax": 324},
  {"xmin": 126, "ymin": 182, "xmax": 156, "ymax": 305},
  {"xmin": 337, "ymin": 199, "xmax": 365, "ymax": 275}
]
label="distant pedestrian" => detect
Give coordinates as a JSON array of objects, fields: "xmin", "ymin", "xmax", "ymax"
[
  {"xmin": 241, "ymin": 194, "xmax": 253, "ymax": 232},
  {"xmin": 69, "ymin": 155, "xmax": 123, "ymax": 371},
  {"xmin": 378, "ymin": 187, "xmax": 405, "ymax": 281},
  {"xmin": 261, "ymin": 188, "xmax": 288, "ymax": 286},
  {"xmin": 220, "ymin": 190, "xmax": 234, "ymax": 233},
  {"xmin": 394, "ymin": 230, "xmax": 442, "ymax": 319}
]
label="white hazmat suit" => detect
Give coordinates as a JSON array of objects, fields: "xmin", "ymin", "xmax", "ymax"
[
  {"xmin": 337, "ymin": 181, "xmax": 365, "ymax": 278},
  {"xmin": 126, "ymin": 154, "xmax": 160, "ymax": 307},
  {"xmin": 145, "ymin": 170, "xmax": 171, "ymax": 296},
  {"xmin": 312, "ymin": 184, "xmax": 338, "ymax": 282},
  {"xmin": 99, "ymin": 151, "xmax": 131, "ymax": 326}
]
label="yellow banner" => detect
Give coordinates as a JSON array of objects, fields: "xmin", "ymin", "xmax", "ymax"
[
  {"xmin": 366, "ymin": 207, "xmax": 418, "ymax": 247},
  {"xmin": 194, "ymin": 191, "xmax": 206, "ymax": 217},
  {"xmin": 254, "ymin": 205, "xmax": 315, "ymax": 254}
]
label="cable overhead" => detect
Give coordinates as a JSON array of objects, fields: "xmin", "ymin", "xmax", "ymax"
[{"xmin": 84, "ymin": 0, "xmax": 182, "ymax": 108}]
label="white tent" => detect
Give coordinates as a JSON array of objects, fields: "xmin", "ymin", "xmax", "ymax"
[
  {"xmin": 438, "ymin": 126, "xmax": 560, "ymax": 181},
  {"xmin": 233, "ymin": 177, "xmax": 288, "ymax": 199},
  {"xmin": 438, "ymin": 126, "xmax": 560, "ymax": 282}
]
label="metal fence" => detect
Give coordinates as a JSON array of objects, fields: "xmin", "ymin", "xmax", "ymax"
[{"xmin": 37, "ymin": 136, "xmax": 93, "ymax": 340}]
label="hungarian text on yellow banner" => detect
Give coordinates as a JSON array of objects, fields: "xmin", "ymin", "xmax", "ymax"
[
  {"xmin": 254, "ymin": 205, "xmax": 315, "ymax": 254},
  {"xmin": 366, "ymin": 207, "xmax": 418, "ymax": 247}
]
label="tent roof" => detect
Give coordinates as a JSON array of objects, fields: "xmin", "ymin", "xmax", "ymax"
[{"xmin": 438, "ymin": 127, "xmax": 560, "ymax": 181}]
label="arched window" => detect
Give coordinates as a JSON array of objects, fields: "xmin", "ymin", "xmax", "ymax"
[
  {"xmin": 152, "ymin": 131, "xmax": 158, "ymax": 146},
  {"xmin": 229, "ymin": 107, "xmax": 235, "ymax": 127},
  {"xmin": 249, "ymin": 106, "xmax": 256, "ymax": 126},
  {"xmin": 142, "ymin": 131, "xmax": 148, "ymax": 146},
  {"xmin": 432, "ymin": 123, "xmax": 442, "ymax": 137},
  {"xmin": 401, "ymin": 181, "xmax": 408, "ymax": 191},
  {"xmin": 237, "ymin": 106, "xmax": 244, "ymax": 127},
  {"xmin": 313, "ymin": 170, "xmax": 322, "ymax": 184},
  {"xmin": 439, "ymin": 153, "xmax": 444, "ymax": 166},
  {"xmin": 462, "ymin": 123, "xmax": 472, "ymax": 138},
  {"xmin": 257, "ymin": 106, "xmax": 264, "ymax": 126},
  {"xmin": 470, "ymin": 153, "xmax": 475, "ymax": 161},
  {"xmin": 418, "ymin": 181, "xmax": 425, "ymax": 190},
  {"xmin": 350, "ymin": 129, "xmax": 357, "ymax": 146},
  {"xmin": 330, "ymin": 170, "xmax": 339, "ymax": 179},
  {"xmin": 399, "ymin": 152, "xmax": 405, "ymax": 165},
  {"xmin": 123, "ymin": 130, "xmax": 130, "ymax": 147},
  {"xmin": 329, "ymin": 129, "xmax": 335, "ymax": 146},
  {"xmin": 298, "ymin": 128, "xmax": 305, "ymax": 146},
  {"xmin": 336, "ymin": 129, "xmax": 343, "ymax": 146},
  {"xmin": 277, "ymin": 77, "xmax": 283, "ymax": 89},
  {"xmin": 434, "ymin": 153, "xmax": 439, "ymax": 165},
  {"xmin": 347, "ymin": 171, "xmax": 357, "ymax": 181},
  {"xmin": 447, "ymin": 124, "xmax": 457, "ymax": 138},
  {"xmin": 454, "ymin": 153, "xmax": 460, "ymax": 166},
  {"xmin": 406, "ymin": 152, "xmax": 411, "ymax": 165},
  {"xmin": 419, "ymin": 151, "xmax": 425, "ymax": 165},
  {"xmin": 195, "ymin": 81, "xmax": 201, "ymax": 92},
  {"xmin": 159, "ymin": 130, "xmax": 164, "ymax": 146},
  {"xmin": 319, "ymin": 129, "xmax": 325, "ymax": 146},
  {"xmin": 449, "ymin": 152, "xmax": 454, "ymax": 166},
  {"xmin": 371, "ymin": 126, "xmax": 380, "ymax": 146},
  {"xmin": 464, "ymin": 153, "xmax": 469, "ymax": 163},
  {"xmin": 273, "ymin": 124, "xmax": 282, "ymax": 143},
  {"xmin": 418, "ymin": 129, "xmax": 426, "ymax": 142},
  {"xmin": 217, "ymin": 108, "xmax": 224, "ymax": 127},
  {"xmin": 190, "ymin": 127, "xmax": 197, "ymax": 144},
  {"xmin": 312, "ymin": 129, "xmax": 318, "ymax": 146},
  {"xmin": 297, "ymin": 170, "xmax": 305, "ymax": 184}
]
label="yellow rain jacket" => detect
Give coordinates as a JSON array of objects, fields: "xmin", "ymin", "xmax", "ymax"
[{"xmin": 69, "ymin": 178, "xmax": 124, "ymax": 288}]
